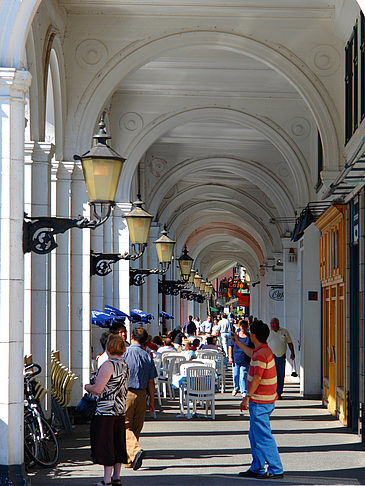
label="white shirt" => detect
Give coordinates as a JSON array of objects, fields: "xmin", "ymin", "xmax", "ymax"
[
  {"xmin": 268, "ymin": 328, "xmax": 292, "ymax": 357},
  {"xmin": 217, "ymin": 318, "xmax": 231, "ymax": 334}
]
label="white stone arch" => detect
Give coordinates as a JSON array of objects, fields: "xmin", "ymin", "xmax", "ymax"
[
  {"xmin": 158, "ymin": 184, "xmax": 293, "ymax": 238},
  {"xmin": 167, "ymin": 199, "xmax": 282, "ymax": 255},
  {"xmin": 0, "ymin": 0, "xmax": 42, "ymax": 67},
  {"xmin": 150, "ymin": 154, "xmax": 298, "ymax": 222},
  {"xmin": 68, "ymin": 30, "xmax": 340, "ymax": 180},
  {"xmin": 47, "ymin": 36, "xmax": 66, "ymax": 160},
  {"xmin": 192, "ymin": 235, "xmax": 260, "ymax": 273},
  {"xmin": 128, "ymin": 113, "xmax": 311, "ymax": 206},
  {"xmin": 202, "ymin": 251, "xmax": 257, "ymax": 282},
  {"xmin": 172, "ymin": 212, "xmax": 270, "ymax": 259}
]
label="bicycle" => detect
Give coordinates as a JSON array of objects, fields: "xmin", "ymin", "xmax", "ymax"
[{"xmin": 24, "ymin": 363, "xmax": 59, "ymax": 468}]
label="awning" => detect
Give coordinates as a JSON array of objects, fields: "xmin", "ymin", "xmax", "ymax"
[{"xmin": 325, "ymin": 137, "xmax": 365, "ymax": 200}]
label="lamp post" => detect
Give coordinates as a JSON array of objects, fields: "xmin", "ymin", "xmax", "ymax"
[{"xmin": 24, "ymin": 117, "xmax": 124, "ymax": 254}]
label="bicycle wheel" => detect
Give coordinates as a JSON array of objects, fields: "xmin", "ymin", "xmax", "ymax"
[
  {"xmin": 33, "ymin": 416, "xmax": 59, "ymax": 467},
  {"xmin": 24, "ymin": 415, "xmax": 39, "ymax": 466}
]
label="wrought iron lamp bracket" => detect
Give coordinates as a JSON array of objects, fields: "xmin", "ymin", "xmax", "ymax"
[
  {"xmin": 90, "ymin": 245, "xmax": 147, "ymax": 277},
  {"xmin": 23, "ymin": 203, "xmax": 114, "ymax": 255}
]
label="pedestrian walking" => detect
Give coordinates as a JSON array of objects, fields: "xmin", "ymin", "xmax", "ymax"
[
  {"xmin": 234, "ymin": 320, "xmax": 284, "ymax": 479},
  {"xmin": 85, "ymin": 334, "xmax": 129, "ymax": 486},
  {"xmin": 122, "ymin": 328, "xmax": 157, "ymax": 470},
  {"xmin": 267, "ymin": 317, "xmax": 295, "ymax": 399},
  {"xmin": 217, "ymin": 313, "xmax": 232, "ymax": 358}
]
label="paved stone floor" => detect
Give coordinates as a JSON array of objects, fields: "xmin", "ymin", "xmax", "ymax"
[{"xmin": 27, "ymin": 382, "xmax": 365, "ymax": 486}]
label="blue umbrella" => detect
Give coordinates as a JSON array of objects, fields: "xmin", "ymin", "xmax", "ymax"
[
  {"xmin": 130, "ymin": 308, "xmax": 153, "ymax": 323},
  {"xmin": 91, "ymin": 309, "xmax": 113, "ymax": 328},
  {"xmin": 160, "ymin": 311, "xmax": 174, "ymax": 319},
  {"xmin": 104, "ymin": 304, "xmax": 131, "ymax": 320}
]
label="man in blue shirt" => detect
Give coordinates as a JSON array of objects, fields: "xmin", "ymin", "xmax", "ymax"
[{"xmin": 123, "ymin": 328, "xmax": 157, "ymax": 470}]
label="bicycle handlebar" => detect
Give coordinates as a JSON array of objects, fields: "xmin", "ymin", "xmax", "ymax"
[{"xmin": 24, "ymin": 363, "xmax": 42, "ymax": 379}]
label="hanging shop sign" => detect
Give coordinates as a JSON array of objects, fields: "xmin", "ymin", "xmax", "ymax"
[
  {"xmin": 219, "ymin": 278, "xmax": 249, "ymax": 302},
  {"xmin": 269, "ymin": 288, "xmax": 284, "ymax": 301}
]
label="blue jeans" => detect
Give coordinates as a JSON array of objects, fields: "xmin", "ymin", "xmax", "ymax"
[
  {"xmin": 248, "ymin": 401, "xmax": 283, "ymax": 475},
  {"xmin": 274, "ymin": 355, "xmax": 286, "ymax": 396},
  {"xmin": 220, "ymin": 333, "xmax": 230, "ymax": 357},
  {"xmin": 232, "ymin": 362, "xmax": 249, "ymax": 396}
]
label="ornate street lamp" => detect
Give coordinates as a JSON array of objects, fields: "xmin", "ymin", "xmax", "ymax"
[
  {"xmin": 193, "ymin": 273, "xmax": 202, "ymax": 289},
  {"xmin": 129, "ymin": 227, "xmax": 176, "ymax": 285},
  {"xmin": 178, "ymin": 246, "xmax": 194, "ymax": 282},
  {"xmin": 24, "ymin": 117, "xmax": 124, "ymax": 254},
  {"xmin": 154, "ymin": 227, "xmax": 176, "ymax": 272},
  {"xmin": 189, "ymin": 268, "xmax": 196, "ymax": 283}
]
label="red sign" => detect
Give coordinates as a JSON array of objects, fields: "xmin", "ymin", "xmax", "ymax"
[{"xmin": 238, "ymin": 294, "xmax": 250, "ymax": 306}]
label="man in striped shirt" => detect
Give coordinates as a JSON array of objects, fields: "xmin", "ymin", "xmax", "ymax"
[{"xmin": 234, "ymin": 320, "xmax": 284, "ymax": 479}]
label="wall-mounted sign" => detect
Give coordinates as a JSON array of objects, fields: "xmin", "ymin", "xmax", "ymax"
[
  {"xmin": 269, "ymin": 289, "xmax": 284, "ymax": 301},
  {"xmin": 308, "ymin": 291, "xmax": 318, "ymax": 301}
]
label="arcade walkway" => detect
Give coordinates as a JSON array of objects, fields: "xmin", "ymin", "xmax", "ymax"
[{"xmin": 28, "ymin": 381, "xmax": 365, "ymax": 486}]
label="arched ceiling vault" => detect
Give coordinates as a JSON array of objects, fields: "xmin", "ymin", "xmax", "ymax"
[{"xmin": 64, "ymin": 30, "xmax": 340, "ymax": 177}]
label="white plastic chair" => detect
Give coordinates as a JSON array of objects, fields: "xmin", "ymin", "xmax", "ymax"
[
  {"xmin": 197, "ymin": 351, "xmax": 225, "ymax": 392},
  {"xmin": 158, "ymin": 354, "xmax": 180, "ymax": 398},
  {"xmin": 185, "ymin": 366, "xmax": 216, "ymax": 419},
  {"xmin": 153, "ymin": 356, "xmax": 162, "ymax": 408}
]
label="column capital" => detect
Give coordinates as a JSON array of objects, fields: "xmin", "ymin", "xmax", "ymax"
[
  {"xmin": 0, "ymin": 68, "xmax": 31, "ymax": 97},
  {"xmin": 52, "ymin": 160, "xmax": 75, "ymax": 180},
  {"xmin": 24, "ymin": 141, "xmax": 56, "ymax": 161},
  {"xmin": 114, "ymin": 202, "xmax": 133, "ymax": 216}
]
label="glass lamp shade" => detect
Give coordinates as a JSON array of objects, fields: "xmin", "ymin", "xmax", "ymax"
[
  {"xmin": 200, "ymin": 280, "xmax": 206, "ymax": 291},
  {"xmin": 189, "ymin": 269, "xmax": 196, "ymax": 283},
  {"xmin": 178, "ymin": 246, "xmax": 194, "ymax": 281},
  {"xmin": 154, "ymin": 229, "xmax": 176, "ymax": 263},
  {"xmin": 194, "ymin": 273, "xmax": 202, "ymax": 289},
  {"xmin": 81, "ymin": 156, "xmax": 124, "ymax": 203},
  {"xmin": 205, "ymin": 282, "xmax": 210, "ymax": 294},
  {"xmin": 76, "ymin": 118, "xmax": 125, "ymax": 203},
  {"xmin": 124, "ymin": 198, "xmax": 153, "ymax": 245}
]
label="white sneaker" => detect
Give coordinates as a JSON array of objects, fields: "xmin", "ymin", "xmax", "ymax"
[{"xmin": 232, "ymin": 390, "xmax": 238, "ymax": 396}]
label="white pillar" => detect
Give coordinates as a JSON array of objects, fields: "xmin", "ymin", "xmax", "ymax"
[
  {"xmin": 0, "ymin": 68, "xmax": 31, "ymax": 479},
  {"xmin": 114, "ymin": 203, "xmax": 132, "ymax": 338},
  {"xmin": 282, "ymin": 238, "xmax": 300, "ymax": 374},
  {"xmin": 90, "ymin": 220, "xmax": 104, "ymax": 359},
  {"xmin": 24, "ymin": 142, "xmax": 55, "ymax": 413},
  {"xmin": 70, "ymin": 164, "xmax": 91, "ymax": 404},
  {"xmin": 51, "ymin": 161, "xmax": 73, "ymax": 367},
  {"xmin": 145, "ymin": 223, "xmax": 160, "ymax": 337},
  {"xmin": 300, "ymin": 224, "xmax": 322, "ymax": 397}
]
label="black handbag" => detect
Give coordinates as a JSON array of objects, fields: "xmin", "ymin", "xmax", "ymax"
[{"xmin": 75, "ymin": 393, "xmax": 97, "ymax": 419}]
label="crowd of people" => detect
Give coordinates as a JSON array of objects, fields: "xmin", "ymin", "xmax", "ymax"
[{"xmin": 85, "ymin": 312, "xmax": 295, "ymax": 484}]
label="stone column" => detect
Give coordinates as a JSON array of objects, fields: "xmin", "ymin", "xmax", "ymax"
[
  {"xmin": 282, "ymin": 238, "xmax": 300, "ymax": 375},
  {"xmin": 113, "ymin": 203, "xmax": 132, "ymax": 338},
  {"xmin": 300, "ymin": 224, "xmax": 322, "ymax": 397},
  {"xmin": 51, "ymin": 161, "xmax": 73, "ymax": 367},
  {"xmin": 23, "ymin": 141, "xmax": 55, "ymax": 414},
  {"xmin": 145, "ymin": 223, "xmax": 160, "ymax": 337},
  {"xmin": 90, "ymin": 220, "xmax": 104, "ymax": 359},
  {"xmin": 0, "ymin": 68, "xmax": 31, "ymax": 482},
  {"xmin": 70, "ymin": 164, "xmax": 91, "ymax": 404}
]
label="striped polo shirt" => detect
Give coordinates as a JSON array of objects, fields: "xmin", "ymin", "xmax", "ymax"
[{"xmin": 247, "ymin": 343, "xmax": 277, "ymax": 403}]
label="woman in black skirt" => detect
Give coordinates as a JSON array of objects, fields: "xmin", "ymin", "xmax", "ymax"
[{"xmin": 85, "ymin": 333, "xmax": 129, "ymax": 486}]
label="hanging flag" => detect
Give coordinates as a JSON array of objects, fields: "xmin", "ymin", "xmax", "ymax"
[{"xmin": 160, "ymin": 311, "xmax": 174, "ymax": 319}]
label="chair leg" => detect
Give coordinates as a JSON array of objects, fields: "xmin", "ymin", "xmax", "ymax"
[{"xmin": 211, "ymin": 399, "xmax": 215, "ymax": 419}]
